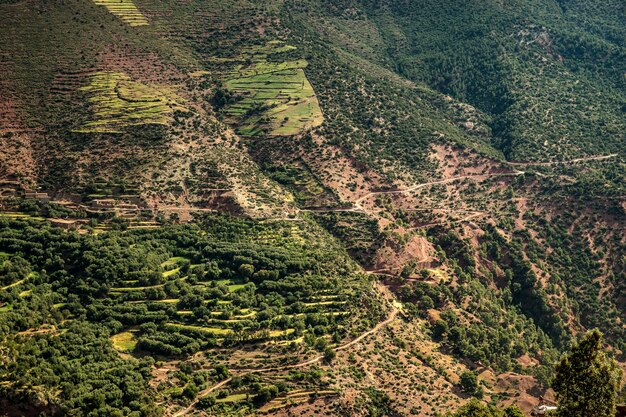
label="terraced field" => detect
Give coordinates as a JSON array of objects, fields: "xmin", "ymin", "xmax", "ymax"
[
  {"xmin": 92, "ymin": 0, "xmax": 149, "ymax": 26},
  {"xmin": 224, "ymin": 42, "xmax": 323, "ymax": 137},
  {"xmin": 76, "ymin": 71, "xmax": 187, "ymax": 133},
  {"xmin": 109, "ymin": 255, "xmax": 353, "ymax": 343}
]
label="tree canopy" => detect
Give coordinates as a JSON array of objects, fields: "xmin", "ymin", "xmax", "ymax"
[{"xmin": 552, "ymin": 329, "xmax": 623, "ymax": 417}]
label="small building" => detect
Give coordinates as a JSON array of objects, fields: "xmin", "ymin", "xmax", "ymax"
[
  {"xmin": 531, "ymin": 405, "xmax": 558, "ymax": 416},
  {"xmin": 532, "ymin": 404, "xmax": 626, "ymax": 417},
  {"xmin": 49, "ymin": 219, "xmax": 78, "ymax": 229},
  {"xmin": 23, "ymin": 190, "xmax": 50, "ymax": 202}
]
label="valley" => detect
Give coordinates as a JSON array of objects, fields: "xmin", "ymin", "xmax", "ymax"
[{"xmin": 0, "ymin": 0, "xmax": 625, "ymax": 416}]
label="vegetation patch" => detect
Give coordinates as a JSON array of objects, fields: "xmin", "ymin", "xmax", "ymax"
[
  {"xmin": 92, "ymin": 0, "xmax": 148, "ymax": 27},
  {"xmin": 75, "ymin": 71, "xmax": 187, "ymax": 133},
  {"xmin": 111, "ymin": 330, "xmax": 139, "ymax": 352},
  {"xmin": 222, "ymin": 42, "xmax": 323, "ymax": 137}
]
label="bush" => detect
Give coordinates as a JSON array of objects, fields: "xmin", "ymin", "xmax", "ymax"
[{"xmin": 197, "ymin": 395, "xmax": 216, "ymax": 409}]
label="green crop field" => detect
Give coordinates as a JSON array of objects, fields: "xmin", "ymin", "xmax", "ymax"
[
  {"xmin": 3, "ymin": 0, "xmax": 624, "ymax": 415},
  {"xmin": 75, "ymin": 71, "xmax": 187, "ymax": 133},
  {"xmin": 111, "ymin": 330, "xmax": 139, "ymax": 351},
  {"xmin": 223, "ymin": 42, "xmax": 323, "ymax": 137},
  {"xmin": 0, "ymin": 215, "xmax": 369, "ymax": 369},
  {"xmin": 92, "ymin": 0, "xmax": 149, "ymax": 27},
  {"xmin": 216, "ymin": 393, "xmax": 248, "ymax": 403}
]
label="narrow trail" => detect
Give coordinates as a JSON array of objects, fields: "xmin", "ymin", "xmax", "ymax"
[
  {"xmin": 301, "ymin": 171, "xmax": 525, "ymax": 216},
  {"xmin": 353, "ymin": 171, "xmax": 525, "ymax": 211},
  {"xmin": 366, "ymin": 269, "xmax": 396, "ymax": 278},
  {"xmin": 507, "ymin": 153, "xmax": 618, "ymax": 167},
  {"xmin": 166, "ymin": 155, "xmax": 619, "ymax": 416},
  {"xmin": 300, "ymin": 154, "xmax": 619, "ymax": 216},
  {"xmin": 405, "ymin": 210, "xmax": 487, "ymax": 231},
  {"xmin": 171, "ymin": 302, "xmax": 399, "ymax": 417}
]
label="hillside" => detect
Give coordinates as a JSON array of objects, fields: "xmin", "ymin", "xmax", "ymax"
[{"xmin": 0, "ymin": 0, "xmax": 624, "ymax": 416}]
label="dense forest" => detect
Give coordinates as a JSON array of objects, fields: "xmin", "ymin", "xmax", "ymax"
[{"xmin": 0, "ymin": 215, "xmax": 380, "ymax": 415}]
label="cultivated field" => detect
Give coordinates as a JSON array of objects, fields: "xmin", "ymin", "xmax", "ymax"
[
  {"xmin": 75, "ymin": 71, "xmax": 187, "ymax": 133},
  {"xmin": 224, "ymin": 42, "xmax": 323, "ymax": 137},
  {"xmin": 92, "ymin": 0, "xmax": 149, "ymax": 26}
]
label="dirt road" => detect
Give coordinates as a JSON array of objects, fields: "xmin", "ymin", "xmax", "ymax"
[{"xmin": 171, "ymin": 302, "xmax": 399, "ymax": 416}]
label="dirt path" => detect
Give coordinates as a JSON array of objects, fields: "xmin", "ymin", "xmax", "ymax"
[
  {"xmin": 169, "ymin": 155, "xmax": 619, "ymax": 415},
  {"xmin": 300, "ymin": 171, "xmax": 525, "ymax": 216},
  {"xmin": 507, "ymin": 153, "xmax": 618, "ymax": 166},
  {"xmin": 405, "ymin": 210, "xmax": 487, "ymax": 230},
  {"xmin": 301, "ymin": 154, "xmax": 619, "ymax": 216},
  {"xmin": 353, "ymin": 171, "xmax": 525, "ymax": 211},
  {"xmin": 171, "ymin": 301, "xmax": 399, "ymax": 417}
]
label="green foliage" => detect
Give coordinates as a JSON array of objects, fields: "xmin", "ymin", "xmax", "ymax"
[
  {"xmin": 519, "ymin": 209, "xmax": 626, "ymax": 353},
  {"xmin": 398, "ymin": 229, "xmax": 560, "ymax": 376},
  {"xmin": 503, "ymin": 405, "xmax": 526, "ymax": 417},
  {"xmin": 197, "ymin": 394, "xmax": 217, "ymax": 409},
  {"xmin": 459, "ymin": 371, "xmax": 484, "ymax": 399},
  {"xmin": 447, "ymin": 399, "xmax": 525, "ymax": 417},
  {"xmin": 552, "ymin": 329, "xmax": 623, "ymax": 417},
  {"xmin": 291, "ymin": 0, "xmax": 626, "ymax": 161},
  {"xmin": 323, "ymin": 346, "xmax": 336, "ymax": 363},
  {"xmin": 253, "ymin": 384, "xmax": 279, "ymax": 405},
  {"xmin": 0, "ymin": 322, "xmax": 162, "ymax": 416},
  {"xmin": 363, "ymin": 387, "xmax": 401, "ymax": 417},
  {"xmin": 0, "ymin": 215, "xmax": 373, "ymax": 412},
  {"xmin": 222, "ymin": 42, "xmax": 323, "ymax": 136}
]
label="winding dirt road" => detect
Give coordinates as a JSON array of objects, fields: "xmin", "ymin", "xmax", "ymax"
[
  {"xmin": 299, "ymin": 153, "xmax": 619, "ymax": 219},
  {"xmin": 170, "ymin": 154, "xmax": 619, "ymax": 416},
  {"xmin": 300, "ymin": 171, "xmax": 525, "ymax": 216},
  {"xmin": 171, "ymin": 302, "xmax": 399, "ymax": 416},
  {"xmin": 507, "ymin": 153, "xmax": 618, "ymax": 166}
]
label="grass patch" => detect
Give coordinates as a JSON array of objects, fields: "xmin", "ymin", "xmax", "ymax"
[
  {"xmin": 216, "ymin": 393, "xmax": 248, "ymax": 403},
  {"xmin": 269, "ymin": 329, "xmax": 295, "ymax": 337},
  {"xmin": 1, "ymin": 278, "xmax": 25, "ymax": 291},
  {"xmin": 75, "ymin": 71, "xmax": 187, "ymax": 133},
  {"xmin": 156, "ymin": 299, "xmax": 179, "ymax": 304},
  {"xmin": 224, "ymin": 42, "xmax": 323, "ymax": 137},
  {"xmin": 165, "ymin": 323, "xmax": 232, "ymax": 335},
  {"xmin": 110, "ymin": 284, "xmax": 162, "ymax": 292},
  {"xmin": 111, "ymin": 330, "xmax": 138, "ymax": 352},
  {"xmin": 163, "ymin": 267, "xmax": 181, "ymax": 278},
  {"xmin": 228, "ymin": 284, "xmax": 245, "ymax": 292},
  {"xmin": 303, "ymin": 301, "xmax": 347, "ymax": 307},
  {"xmin": 110, "ymin": 277, "xmax": 186, "ymax": 292},
  {"xmin": 0, "ymin": 212, "xmax": 45, "ymax": 221},
  {"xmin": 161, "ymin": 257, "xmax": 187, "ymax": 268}
]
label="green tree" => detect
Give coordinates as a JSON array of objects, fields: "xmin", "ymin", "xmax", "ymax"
[
  {"xmin": 183, "ymin": 382, "xmax": 199, "ymax": 399},
  {"xmin": 460, "ymin": 371, "xmax": 483, "ymax": 398},
  {"xmin": 503, "ymin": 405, "xmax": 526, "ymax": 417},
  {"xmin": 447, "ymin": 399, "xmax": 503, "ymax": 417},
  {"xmin": 197, "ymin": 394, "xmax": 216, "ymax": 409},
  {"xmin": 214, "ymin": 363, "xmax": 231, "ymax": 380},
  {"xmin": 253, "ymin": 385, "xmax": 279, "ymax": 405},
  {"xmin": 238, "ymin": 263, "xmax": 255, "ymax": 279},
  {"xmin": 323, "ymin": 346, "xmax": 336, "ymax": 363},
  {"xmin": 552, "ymin": 329, "xmax": 623, "ymax": 417},
  {"xmin": 447, "ymin": 400, "xmax": 525, "ymax": 417}
]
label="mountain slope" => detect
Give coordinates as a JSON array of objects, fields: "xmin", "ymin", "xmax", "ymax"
[{"xmin": 0, "ymin": 0, "xmax": 624, "ymax": 416}]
